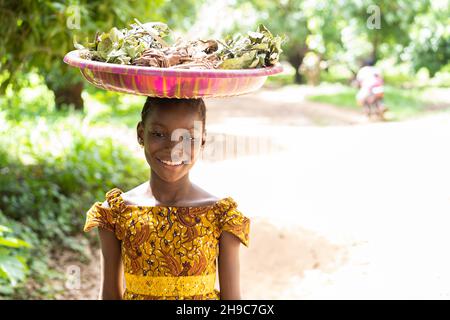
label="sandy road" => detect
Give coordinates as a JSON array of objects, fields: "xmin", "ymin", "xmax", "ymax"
[
  {"xmin": 61, "ymin": 85, "xmax": 450, "ymax": 299},
  {"xmin": 193, "ymin": 103, "xmax": 450, "ymax": 299}
]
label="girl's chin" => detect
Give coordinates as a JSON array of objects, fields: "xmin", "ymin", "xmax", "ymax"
[
  {"xmin": 159, "ymin": 173, "xmax": 188, "ymax": 183},
  {"xmin": 151, "ymin": 166, "xmax": 189, "ymax": 182}
]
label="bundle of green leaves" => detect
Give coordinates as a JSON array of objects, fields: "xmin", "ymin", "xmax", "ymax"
[
  {"xmin": 75, "ymin": 20, "xmax": 170, "ymax": 64},
  {"xmin": 217, "ymin": 24, "xmax": 285, "ymax": 69},
  {"xmin": 74, "ymin": 21, "xmax": 284, "ymax": 69}
]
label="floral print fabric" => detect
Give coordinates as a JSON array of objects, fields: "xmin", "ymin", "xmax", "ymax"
[{"xmin": 84, "ymin": 188, "xmax": 250, "ymax": 300}]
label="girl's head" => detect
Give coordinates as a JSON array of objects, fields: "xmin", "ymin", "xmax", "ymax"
[{"xmin": 137, "ymin": 97, "xmax": 207, "ymax": 183}]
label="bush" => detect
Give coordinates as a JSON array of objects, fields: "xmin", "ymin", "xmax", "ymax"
[
  {"xmin": 0, "ymin": 114, "xmax": 147, "ymax": 239},
  {"xmin": 0, "ymin": 72, "xmax": 57, "ymax": 122},
  {"xmin": 0, "ymin": 110, "xmax": 147, "ymax": 298},
  {"xmin": 0, "ymin": 222, "xmax": 31, "ymax": 295}
]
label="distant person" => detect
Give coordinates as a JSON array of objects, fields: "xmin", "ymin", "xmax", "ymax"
[{"xmin": 355, "ymin": 58, "xmax": 387, "ymax": 119}]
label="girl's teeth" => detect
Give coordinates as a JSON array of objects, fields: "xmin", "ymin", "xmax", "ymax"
[{"xmin": 160, "ymin": 159, "xmax": 182, "ymax": 166}]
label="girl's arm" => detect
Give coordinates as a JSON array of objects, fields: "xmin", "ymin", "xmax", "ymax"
[
  {"xmin": 97, "ymin": 202, "xmax": 124, "ymax": 300},
  {"xmin": 218, "ymin": 231, "xmax": 242, "ymax": 300}
]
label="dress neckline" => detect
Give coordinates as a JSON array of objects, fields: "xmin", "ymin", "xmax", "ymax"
[{"xmin": 115, "ymin": 191, "xmax": 233, "ymax": 210}]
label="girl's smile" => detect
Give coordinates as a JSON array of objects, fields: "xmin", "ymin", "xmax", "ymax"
[{"xmin": 156, "ymin": 157, "xmax": 185, "ymax": 167}]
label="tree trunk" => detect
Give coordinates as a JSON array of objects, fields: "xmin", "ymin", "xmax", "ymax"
[
  {"xmin": 371, "ymin": 32, "xmax": 380, "ymax": 64},
  {"xmin": 288, "ymin": 47, "xmax": 307, "ymax": 84},
  {"xmin": 294, "ymin": 66, "xmax": 303, "ymax": 84},
  {"xmin": 48, "ymin": 81, "xmax": 84, "ymax": 111}
]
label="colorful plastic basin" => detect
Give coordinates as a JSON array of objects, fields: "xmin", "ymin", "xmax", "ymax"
[{"xmin": 63, "ymin": 50, "xmax": 283, "ymax": 98}]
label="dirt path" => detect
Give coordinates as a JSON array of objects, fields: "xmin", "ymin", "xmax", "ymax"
[
  {"xmin": 58, "ymin": 85, "xmax": 450, "ymax": 299},
  {"xmin": 206, "ymin": 85, "xmax": 368, "ymax": 127}
]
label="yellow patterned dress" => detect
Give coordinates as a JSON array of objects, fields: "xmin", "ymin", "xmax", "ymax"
[{"xmin": 83, "ymin": 188, "xmax": 250, "ymax": 300}]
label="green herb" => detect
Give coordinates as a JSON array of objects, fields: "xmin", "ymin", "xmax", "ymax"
[
  {"xmin": 74, "ymin": 22, "xmax": 284, "ymax": 69},
  {"xmin": 74, "ymin": 20, "xmax": 170, "ymax": 65},
  {"xmin": 217, "ymin": 24, "xmax": 285, "ymax": 69}
]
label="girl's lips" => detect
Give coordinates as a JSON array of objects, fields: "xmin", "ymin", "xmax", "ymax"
[{"xmin": 156, "ymin": 157, "xmax": 185, "ymax": 168}]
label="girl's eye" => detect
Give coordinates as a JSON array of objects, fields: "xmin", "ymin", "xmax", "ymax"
[
  {"xmin": 184, "ymin": 136, "xmax": 201, "ymax": 143},
  {"xmin": 151, "ymin": 131, "xmax": 165, "ymax": 138},
  {"xmin": 176, "ymin": 136, "xmax": 196, "ymax": 142}
]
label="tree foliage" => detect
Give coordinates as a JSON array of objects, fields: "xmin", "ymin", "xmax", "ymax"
[
  {"xmin": 0, "ymin": 0, "xmax": 204, "ymax": 109},
  {"xmin": 231, "ymin": 0, "xmax": 448, "ymax": 82}
]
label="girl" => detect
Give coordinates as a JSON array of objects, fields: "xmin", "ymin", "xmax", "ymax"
[{"xmin": 83, "ymin": 97, "xmax": 250, "ymax": 300}]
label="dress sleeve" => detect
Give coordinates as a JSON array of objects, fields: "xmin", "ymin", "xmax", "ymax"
[
  {"xmin": 217, "ymin": 197, "xmax": 250, "ymax": 247},
  {"xmin": 83, "ymin": 202, "xmax": 116, "ymax": 233},
  {"xmin": 83, "ymin": 188, "xmax": 125, "ymax": 239}
]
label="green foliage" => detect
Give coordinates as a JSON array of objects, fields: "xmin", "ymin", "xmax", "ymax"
[
  {"xmin": 231, "ymin": 0, "xmax": 345, "ymax": 78},
  {"xmin": 0, "ymin": 72, "xmax": 57, "ymax": 122},
  {"xmin": 0, "ymin": 0, "xmax": 167, "ymax": 89},
  {"xmin": 0, "ymin": 210, "xmax": 63, "ymax": 299},
  {"xmin": 157, "ymin": 0, "xmax": 205, "ymax": 31},
  {"xmin": 75, "ymin": 20, "xmax": 171, "ymax": 64},
  {"xmin": 265, "ymin": 73, "xmax": 296, "ymax": 87},
  {"xmin": 0, "ymin": 224, "xmax": 31, "ymax": 289},
  {"xmin": 229, "ymin": 0, "xmax": 448, "ymax": 83},
  {"xmin": 0, "ymin": 77, "xmax": 148, "ymax": 297},
  {"xmin": 0, "ymin": 0, "xmax": 206, "ymax": 109},
  {"xmin": 408, "ymin": 3, "xmax": 450, "ymax": 77},
  {"xmin": 217, "ymin": 24, "xmax": 285, "ymax": 69},
  {"xmin": 430, "ymin": 64, "xmax": 450, "ymax": 87},
  {"xmin": 0, "ymin": 115, "xmax": 147, "ymax": 242}
]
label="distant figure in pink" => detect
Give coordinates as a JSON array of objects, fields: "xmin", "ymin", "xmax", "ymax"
[{"xmin": 355, "ymin": 58, "xmax": 387, "ymax": 119}]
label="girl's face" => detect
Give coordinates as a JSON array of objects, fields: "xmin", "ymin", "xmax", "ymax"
[{"xmin": 137, "ymin": 103, "xmax": 205, "ymax": 183}]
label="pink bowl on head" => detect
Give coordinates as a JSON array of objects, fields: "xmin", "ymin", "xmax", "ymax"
[{"xmin": 63, "ymin": 50, "xmax": 283, "ymax": 98}]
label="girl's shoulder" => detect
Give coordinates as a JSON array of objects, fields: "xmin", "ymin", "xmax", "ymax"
[
  {"xmin": 189, "ymin": 183, "xmax": 221, "ymax": 207},
  {"xmin": 104, "ymin": 183, "xmax": 236, "ymax": 209}
]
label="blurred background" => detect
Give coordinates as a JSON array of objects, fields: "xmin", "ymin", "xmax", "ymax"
[{"xmin": 0, "ymin": 0, "xmax": 449, "ymax": 299}]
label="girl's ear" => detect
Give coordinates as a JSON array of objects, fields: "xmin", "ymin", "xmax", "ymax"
[{"xmin": 137, "ymin": 121, "xmax": 144, "ymax": 145}]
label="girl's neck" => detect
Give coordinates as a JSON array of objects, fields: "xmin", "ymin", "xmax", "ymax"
[{"xmin": 149, "ymin": 171, "xmax": 192, "ymax": 206}]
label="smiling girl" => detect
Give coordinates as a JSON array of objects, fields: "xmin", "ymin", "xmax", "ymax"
[{"xmin": 83, "ymin": 97, "xmax": 250, "ymax": 300}]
